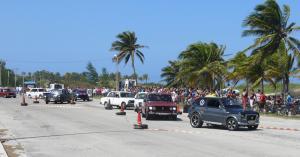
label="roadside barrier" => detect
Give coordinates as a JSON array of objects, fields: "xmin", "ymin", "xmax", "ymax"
[
  {"xmin": 33, "ymin": 95, "xmax": 39, "ymax": 104},
  {"xmin": 133, "ymin": 111, "xmax": 148, "ymax": 129},
  {"xmin": 115, "ymin": 103, "xmax": 126, "ymax": 115},
  {"xmin": 21, "ymin": 94, "xmax": 28, "ymax": 106}
]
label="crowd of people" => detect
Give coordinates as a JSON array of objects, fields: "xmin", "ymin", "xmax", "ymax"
[{"xmin": 94, "ymin": 86, "xmax": 298, "ymax": 113}]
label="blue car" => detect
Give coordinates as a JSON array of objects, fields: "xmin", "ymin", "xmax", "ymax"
[{"xmin": 188, "ymin": 97, "xmax": 259, "ymax": 131}]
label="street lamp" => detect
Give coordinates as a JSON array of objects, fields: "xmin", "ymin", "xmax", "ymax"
[{"xmin": 114, "ymin": 54, "xmax": 119, "ymax": 91}]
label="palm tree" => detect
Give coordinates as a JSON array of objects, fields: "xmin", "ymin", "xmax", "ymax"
[
  {"xmin": 142, "ymin": 74, "xmax": 149, "ymax": 84},
  {"xmin": 178, "ymin": 42, "xmax": 226, "ymax": 89},
  {"xmin": 161, "ymin": 60, "xmax": 181, "ymax": 87},
  {"xmin": 242, "ymin": 0, "xmax": 300, "ymax": 58},
  {"xmin": 227, "ymin": 52, "xmax": 250, "ymax": 88},
  {"xmin": 111, "ymin": 31, "xmax": 147, "ymax": 83}
]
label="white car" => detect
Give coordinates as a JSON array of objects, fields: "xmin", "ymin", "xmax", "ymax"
[
  {"xmin": 134, "ymin": 92, "xmax": 148, "ymax": 110},
  {"xmin": 26, "ymin": 88, "xmax": 46, "ymax": 98},
  {"xmin": 100, "ymin": 91, "xmax": 135, "ymax": 109}
]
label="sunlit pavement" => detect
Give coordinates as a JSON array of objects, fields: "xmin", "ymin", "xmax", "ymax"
[{"xmin": 0, "ymin": 96, "xmax": 300, "ymax": 157}]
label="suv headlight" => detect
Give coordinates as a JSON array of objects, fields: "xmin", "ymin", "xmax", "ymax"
[
  {"xmin": 170, "ymin": 107, "xmax": 176, "ymax": 111},
  {"xmin": 149, "ymin": 106, "xmax": 156, "ymax": 110}
]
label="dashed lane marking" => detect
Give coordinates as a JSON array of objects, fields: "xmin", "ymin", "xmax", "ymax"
[
  {"xmin": 29, "ymin": 105, "xmax": 82, "ymax": 109},
  {"xmin": 259, "ymin": 126, "xmax": 299, "ymax": 131}
]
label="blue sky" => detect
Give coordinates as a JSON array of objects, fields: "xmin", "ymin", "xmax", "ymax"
[{"xmin": 0, "ymin": 0, "xmax": 299, "ymax": 82}]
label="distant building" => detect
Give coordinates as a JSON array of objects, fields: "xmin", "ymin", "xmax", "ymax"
[{"xmin": 24, "ymin": 81, "xmax": 36, "ymax": 88}]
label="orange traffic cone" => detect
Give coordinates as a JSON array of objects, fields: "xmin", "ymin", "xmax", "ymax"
[
  {"xmin": 21, "ymin": 94, "xmax": 28, "ymax": 106},
  {"xmin": 33, "ymin": 95, "xmax": 39, "ymax": 104},
  {"xmin": 116, "ymin": 103, "xmax": 126, "ymax": 115},
  {"xmin": 133, "ymin": 111, "xmax": 148, "ymax": 129}
]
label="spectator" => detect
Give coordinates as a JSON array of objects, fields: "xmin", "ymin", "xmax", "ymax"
[
  {"xmin": 242, "ymin": 88, "xmax": 248, "ymax": 110},
  {"xmin": 286, "ymin": 93, "xmax": 293, "ymax": 111},
  {"xmin": 259, "ymin": 91, "xmax": 266, "ymax": 112},
  {"xmin": 249, "ymin": 89, "xmax": 256, "ymax": 110}
]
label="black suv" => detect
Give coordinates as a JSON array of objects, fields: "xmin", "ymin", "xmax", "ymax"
[
  {"xmin": 188, "ymin": 97, "xmax": 259, "ymax": 131},
  {"xmin": 45, "ymin": 89, "xmax": 72, "ymax": 104}
]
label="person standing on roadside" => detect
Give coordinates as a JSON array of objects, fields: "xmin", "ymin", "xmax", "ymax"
[
  {"xmin": 249, "ymin": 89, "xmax": 255, "ymax": 110},
  {"xmin": 259, "ymin": 91, "xmax": 266, "ymax": 112},
  {"xmin": 286, "ymin": 93, "xmax": 293, "ymax": 112},
  {"xmin": 242, "ymin": 88, "xmax": 248, "ymax": 110}
]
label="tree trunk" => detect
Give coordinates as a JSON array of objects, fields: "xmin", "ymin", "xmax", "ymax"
[
  {"xmin": 131, "ymin": 53, "xmax": 137, "ymax": 85},
  {"xmin": 261, "ymin": 78, "xmax": 264, "ymax": 93},
  {"xmin": 285, "ymin": 74, "xmax": 289, "ymax": 93}
]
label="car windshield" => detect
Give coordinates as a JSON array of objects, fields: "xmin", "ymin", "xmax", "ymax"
[
  {"xmin": 52, "ymin": 90, "xmax": 62, "ymax": 95},
  {"xmin": 38, "ymin": 89, "xmax": 45, "ymax": 92},
  {"xmin": 148, "ymin": 94, "xmax": 172, "ymax": 102},
  {"xmin": 120, "ymin": 93, "xmax": 134, "ymax": 98},
  {"xmin": 138, "ymin": 93, "xmax": 146, "ymax": 99},
  {"xmin": 222, "ymin": 98, "xmax": 243, "ymax": 109},
  {"xmin": 3, "ymin": 89, "xmax": 11, "ymax": 92}
]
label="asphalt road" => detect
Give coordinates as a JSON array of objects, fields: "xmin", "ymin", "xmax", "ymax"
[{"xmin": 0, "ymin": 97, "xmax": 300, "ymax": 157}]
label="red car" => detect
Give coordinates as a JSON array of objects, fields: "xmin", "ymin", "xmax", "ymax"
[
  {"xmin": 141, "ymin": 93, "xmax": 177, "ymax": 120},
  {"xmin": 0, "ymin": 88, "xmax": 17, "ymax": 98}
]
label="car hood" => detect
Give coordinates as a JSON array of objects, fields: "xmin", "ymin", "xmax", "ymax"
[
  {"xmin": 226, "ymin": 108, "xmax": 258, "ymax": 115},
  {"xmin": 146, "ymin": 101, "xmax": 176, "ymax": 107}
]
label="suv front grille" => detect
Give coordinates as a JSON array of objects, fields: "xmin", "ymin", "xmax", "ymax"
[
  {"xmin": 128, "ymin": 100, "xmax": 134, "ymax": 104},
  {"xmin": 155, "ymin": 106, "xmax": 171, "ymax": 112}
]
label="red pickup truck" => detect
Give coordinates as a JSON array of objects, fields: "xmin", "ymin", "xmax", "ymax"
[
  {"xmin": 0, "ymin": 88, "xmax": 17, "ymax": 98},
  {"xmin": 141, "ymin": 93, "xmax": 177, "ymax": 120}
]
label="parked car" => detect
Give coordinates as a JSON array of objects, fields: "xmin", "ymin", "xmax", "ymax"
[
  {"xmin": 188, "ymin": 97, "xmax": 260, "ymax": 131},
  {"xmin": 45, "ymin": 89, "xmax": 72, "ymax": 104},
  {"xmin": 26, "ymin": 88, "xmax": 46, "ymax": 98},
  {"xmin": 0, "ymin": 88, "xmax": 16, "ymax": 98},
  {"xmin": 134, "ymin": 92, "xmax": 148, "ymax": 111},
  {"xmin": 100, "ymin": 91, "xmax": 135, "ymax": 109},
  {"xmin": 73, "ymin": 89, "xmax": 90, "ymax": 101},
  {"xmin": 141, "ymin": 93, "xmax": 177, "ymax": 120}
]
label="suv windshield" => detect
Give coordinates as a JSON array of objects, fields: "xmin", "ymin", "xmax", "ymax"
[
  {"xmin": 148, "ymin": 94, "xmax": 172, "ymax": 102},
  {"xmin": 221, "ymin": 98, "xmax": 242, "ymax": 109},
  {"xmin": 120, "ymin": 92, "xmax": 134, "ymax": 98}
]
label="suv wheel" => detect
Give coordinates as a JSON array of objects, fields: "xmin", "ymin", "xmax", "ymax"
[
  {"xmin": 190, "ymin": 113, "xmax": 203, "ymax": 128},
  {"xmin": 248, "ymin": 125, "xmax": 258, "ymax": 130},
  {"xmin": 227, "ymin": 118, "xmax": 238, "ymax": 131}
]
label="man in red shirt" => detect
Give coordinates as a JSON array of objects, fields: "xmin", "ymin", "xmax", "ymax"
[{"xmin": 259, "ymin": 91, "xmax": 266, "ymax": 112}]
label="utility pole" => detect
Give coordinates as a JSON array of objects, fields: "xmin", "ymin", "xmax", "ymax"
[
  {"xmin": 7, "ymin": 70, "xmax": 10, "ymax": 86},
  {"xmin": 14, "ymin": 68, "xmax": 18, "ymax": 87}
]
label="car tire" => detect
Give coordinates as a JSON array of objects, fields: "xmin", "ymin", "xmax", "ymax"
[
  {"xmin": 190, "ymin": 113, "xmax": 203, "ymax": 128},
  {"xmin": 248, "ymin": 125, "xmax": 258, "ymax": 130},
  {"xmin": 54, "ymin": 101, "xmax": 57, "ymax": 104},
  {"xmin": 227, "ymin": 118, "xmax": 239, "ymax": 131},
  {"xmin": 46, "ymin": 101, "xmax": 49, "ymax": 104}
]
